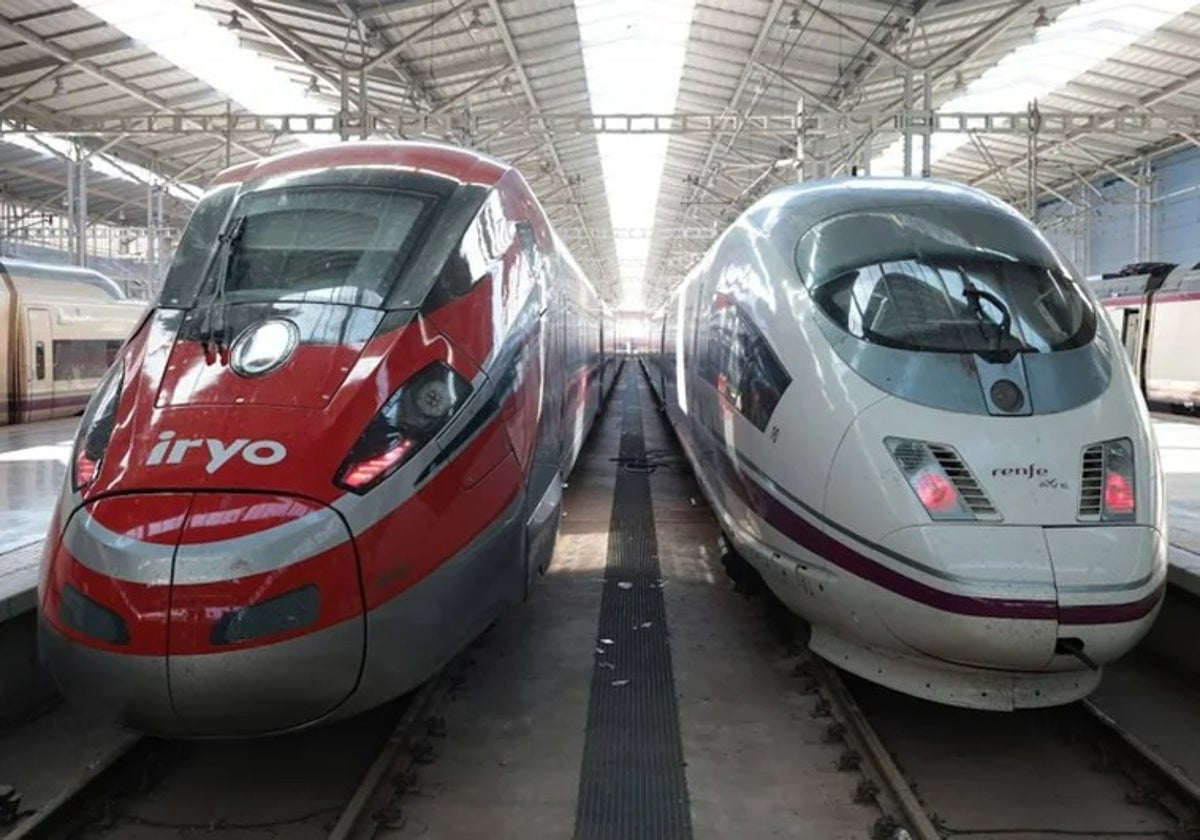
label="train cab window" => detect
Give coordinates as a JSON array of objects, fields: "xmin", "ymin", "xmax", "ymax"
[
  {"xmin": 219, "ymin": 188, "xmax": 432, "ymax": 306},
  {"xmin": 34, "ymin": 342, "xmax": 45, "ymax": 380},
  {"xmin": 165, "ymin": 185, "xmax": 433, "ymax": 308},
  {"xmin": 797, "ymin": 208, "xmax": 1096, "ymax": 359}
]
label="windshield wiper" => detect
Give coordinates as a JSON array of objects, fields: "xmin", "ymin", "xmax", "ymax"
[
  {"xmin": 959, "ymin": 277, "xmax": 1018, "ymax": 362},
  {"xmin": 199, "ymin": 215, "xmax": 246, "ymax": 365}
]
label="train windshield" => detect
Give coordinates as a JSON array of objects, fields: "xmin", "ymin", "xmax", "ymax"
[
  {"xmin": 160, "ymin": 185, "xmax": 431, "ymax": 308},
  {"xmin": 796, "ymin": 208, "xmax": 1096, "ymax": 357}
]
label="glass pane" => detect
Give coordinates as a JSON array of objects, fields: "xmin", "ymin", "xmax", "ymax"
[
  {"xmin": 222, "ymin": 188, "xmax": 430, "ymax": 306},
  {"xmin": 797, "ymin": 209, "xmax": 1095, "ymax": 356}
]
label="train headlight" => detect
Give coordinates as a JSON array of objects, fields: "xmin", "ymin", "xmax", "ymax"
[
  {"xmin": 334, "ymin": 362, "xmax": 472, "ymax": 494},
  {"xmin": 72, "ymin": 362, "xmax": 124, "ymax": 491},
  {"xmin": 885, "ymin": 437, "xmax": 976, "ymax": 521}
]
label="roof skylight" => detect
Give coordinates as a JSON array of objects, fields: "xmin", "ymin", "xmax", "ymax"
[
  {"xmin": 75, "ymin": 0, "xmax": 335, "ymax": 125},
  {"xmin": 871, "ymin": 0, "xmax": 1196, "ymax": 176},
  {"xmin": 575, "ymin": 0, "xmax": 696, "ymax": 309}
]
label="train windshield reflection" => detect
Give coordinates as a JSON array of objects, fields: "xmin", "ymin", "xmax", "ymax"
[
  {"xmin": 160, "ymin": 186, "xmax": 433, "ymax": 309},
  {"xmin": 796, "ymin": 209, "xmax": 1096, "ymax": 357}
]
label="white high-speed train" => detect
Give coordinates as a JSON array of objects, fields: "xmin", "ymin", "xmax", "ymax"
[{"xmin": 645, "ymin": 178, "xmax": 1166, "ymax": 710}]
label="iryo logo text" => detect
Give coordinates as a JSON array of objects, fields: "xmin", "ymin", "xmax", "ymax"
[{"xmin": 146, "ymin": 432, "xmax": 287, "ymax": 474}]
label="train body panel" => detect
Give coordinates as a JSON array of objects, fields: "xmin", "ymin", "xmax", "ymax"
[
  {"xmin": 37, "ymin": 141, "xmax": 615, "ymax": 736},
  {"xmin": 647, "ymin": 177, "xmax": 1165, "ymax": 710},
  {"xmin": 1096, "ymin": 265, "xmax": 1200, "ymax": 410}
]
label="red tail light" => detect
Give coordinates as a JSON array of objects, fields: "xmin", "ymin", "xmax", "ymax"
[
  {"xmin": 915, "ymin": 472, "xmax": 957, "ymax": 513},
  {"xmin": 1103, "ymin": 473, "xmax": 1134, "ymax": 515},
  {"xmin": 1101, "ymin": 439, "xmax": 1136, "ymax": 520},
  {"xmin": 335, "ymin": 362, "xmax": 472, "ymax": 494},
  {"xmin": 73, "ymin": 362, "xmax": 124, "ymax": 491},
  {"xmin": 884, "ymin": 437, "xmax": 976, "ymax": 521}
]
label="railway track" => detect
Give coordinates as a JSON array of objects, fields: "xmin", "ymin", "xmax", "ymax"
[
  {"xmin": 3, "ymin": 666, "xmax": 456, "ymax": 840},
  {"xmin": 731, "ymin": 551, "xmax": 1200, "ymax": 840}
]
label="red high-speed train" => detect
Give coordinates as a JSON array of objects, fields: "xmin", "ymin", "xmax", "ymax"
[{"xmin": 38, "ymin": 142, "xmax": 617, "ymax": 736}]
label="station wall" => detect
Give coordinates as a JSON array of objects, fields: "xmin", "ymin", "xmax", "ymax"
[{"xmin": 1036, "ymin": 145, "xmax": 1200, "ymax": 277}]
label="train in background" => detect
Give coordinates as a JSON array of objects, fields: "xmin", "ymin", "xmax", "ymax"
[
  {"xmin": 645, "ymin": 177, "xmax": 1165, "ymax": 711},
  {"xmin": 1091, "ymin": 262, "xmax": 1200, "ymax": 411},
  {"xmin": 1, "ymin": 259, "xmax": 144, "ymax": 424},
  {"xmin": 39, "ymin": 141, "xmax": 617, "ymax": 736}
]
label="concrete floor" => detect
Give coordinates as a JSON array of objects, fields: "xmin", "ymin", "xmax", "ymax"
[{"xmin": 385, "ymin": 368, "xmax": 878, "ymax": 838}]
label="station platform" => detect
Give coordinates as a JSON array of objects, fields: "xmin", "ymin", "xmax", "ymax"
[{"xmin": 0, "ymin": 417, "xmax": 75, "ymax": 622}]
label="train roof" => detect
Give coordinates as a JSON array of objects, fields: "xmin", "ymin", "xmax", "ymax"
[
  {"xmin": 1090, "ymin": 263, "xmax": 1200, "ymax": 299},
  {"xmin": 210, "ymin": 141, "xmax": 509, "ymax": 191},
  {"xmin": 749, "ymin": 177, "xmax": 1025, "ymax": 230},
  {"xmin": 1159, "ymin": 266, "xmax": 1200, "ymax": 293},
  {"xmin": 0, "ymin": 258, "xmax": 126, "ymax": 300},
  {"xmin": 1091, "ymin": 274, "xmax": 1152, "ymax": 300}
]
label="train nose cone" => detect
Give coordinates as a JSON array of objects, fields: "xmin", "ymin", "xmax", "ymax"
[
  {"xmin": 40, "ymin": 493, "xmax": 366, "ymax": 736},
  {"xmin": 165, "ymin": 493, "xmax": 365, "ymax": 736}
]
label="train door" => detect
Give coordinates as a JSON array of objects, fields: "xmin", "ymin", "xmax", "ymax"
[
  {"xmin": 1119, "ymin": 310, "xmax": 1141, "ymax": 363},
  {"xmin": 25, "ymin": 307, "xmax": 52, "ymax": 420}
]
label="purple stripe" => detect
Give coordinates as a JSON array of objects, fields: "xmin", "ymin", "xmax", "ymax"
[
  {"xmin": 1059, "ymin": 591, "xmax": 1163, "ymax": 625},
  {"xmin": 708, "ymin": 439, "xmax": 1160, "ymax": 625}
]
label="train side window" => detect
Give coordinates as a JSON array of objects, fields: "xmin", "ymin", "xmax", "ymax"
[
  {"xmin": 436, "ymin": 191, "xmax": 505, "ymax": 298},
  {"xmin": 702, "ymin": 299, "xmax": 790, "ymax": 431},
  {"xmin": 35, "ymin": 342, "xmax": 45, "ymax": 380}
]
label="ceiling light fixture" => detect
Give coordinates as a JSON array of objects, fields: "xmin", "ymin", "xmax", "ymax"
[
  {"xmin": 469, "ymin": 8, "xmax": 484, "ymax": 30},
  {"xmin": 787, "ymin": 7, "xmax": 801, "ymax": 32},
  {"xmin": 51, "ymin": 77, "xmax": 65, "ymax": 96},
  {"xmin": 1033, "ymin": 6, "xmax": 1050, "ymax": 28},
  {"xmin": 222, "ymin": 9, "xmax": 243, "ymax": 31},
  {"xmin": 305, "ymin": 74, "xmax": 320, "ymax": 96}
]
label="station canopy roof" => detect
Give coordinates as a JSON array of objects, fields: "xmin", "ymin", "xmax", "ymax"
[{"xmin": 0, "ymin": 0, "xmax": 1198, "ymax": 306}]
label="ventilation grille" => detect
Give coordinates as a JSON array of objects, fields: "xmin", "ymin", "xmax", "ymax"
[
  {"xmin": 890, "ymin": 440, "xmax": 927, "ymax": 473},
  {"xmin": 1078, "ymin": 444, "xmax": 1105, "ymax": 519},
  {"xmin": 927, "ymin": 443, "xmax": 1000, "ymax": 519}
]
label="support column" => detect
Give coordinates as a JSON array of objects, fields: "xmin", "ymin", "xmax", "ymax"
[
  {"xmin": 358, "ymin": 69, "xmax": 369, "ymax": 140},
  {"xmin": 69, "ymin": 141, "xmax": 87, "ymax": 267},
  {"xmin": 146, "ymin": 176, "xmax": 159, "ymax": 293},
  {"xmin": 1026, "ymin": 101, "xmax": 1041, "ymax": 218},
  {"xmin": 1138, "ymin": 158, "xmax": 1153, "ymax": 261},
  {"xmin": 794, "ymin": 96, "xmax": 805, "ymax": 182},
  {"xmin": 902, "ymin": 71, "xmax": 913, "ymax": 177},
  {"xmin": 921, "ymin": 72, "xmax": 932, "ymax": 178},
  {"xmin": 338, "ymin": 69, "xmax": 351, "ymax": 142}
]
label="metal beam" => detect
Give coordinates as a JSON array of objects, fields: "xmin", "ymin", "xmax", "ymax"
[
  {"xmin": 9, "ymin": 108, "xmax": 1200, "ymax": 139},
  {"xmin": 0, "ymin": 13, "xmax": 265, "ymax": 159},
  {"xmin": 331, "ymin": 0, "xmax": 438, "ymax": 112},
  {"xmin": 431, "ymin": 64, "xmax": 511, "ymax": 115},
  {"xmin": 0, "ymin": 64, "xmax": 61, "ymax": 112},
  {"xmin": 228, "ymin": 0, "xmax": 345, "ymax": 94},
  {"xmin": 969, "ymin": 65, "xmax": 1200, "ymax": 191},
  {"xmin": 0, "ymin": 37, "xmax": 133, "ymax": 81}
]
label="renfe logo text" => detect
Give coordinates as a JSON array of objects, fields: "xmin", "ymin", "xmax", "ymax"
[{"xmin": 991, "ymin": 464, "xmax": 1049, "ymax": 478}]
